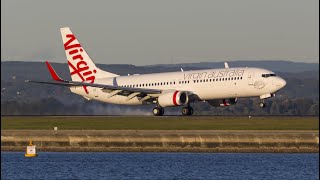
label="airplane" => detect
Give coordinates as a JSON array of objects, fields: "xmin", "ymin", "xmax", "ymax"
[{"xmin": 26, "ymin": 27, "xmax": 287, "ymax": 116}]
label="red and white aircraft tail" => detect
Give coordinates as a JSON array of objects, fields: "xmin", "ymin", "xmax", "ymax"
[{"xmin": 60, "ymin": 27, "xmax": 118, "ymax": 83}]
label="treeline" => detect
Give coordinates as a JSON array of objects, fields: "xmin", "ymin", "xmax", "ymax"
[{"xmin": 1, "ymin": 97, "xmax": 318, "ymax": 115}]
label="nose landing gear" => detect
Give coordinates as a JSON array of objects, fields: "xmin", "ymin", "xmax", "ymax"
[{"xmin": 260, "ymin": 99, "xmax": 266, "ymax": 108}]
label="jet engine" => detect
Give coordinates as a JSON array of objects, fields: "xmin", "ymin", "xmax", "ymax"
[
  {"xmin": 207, "ymin": 98, "xmax": 237, "ymax": 107},
  {"xmin": 158, "ymin": 91, "xmax": 189, "ymax": 107}
]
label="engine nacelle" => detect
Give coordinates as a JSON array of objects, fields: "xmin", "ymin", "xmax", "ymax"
[
  {"xmin": 158, "ymin": 91, "xmax": 189, "ymax": 107},
  {"xmin": 207, "ymin": 98, "xmax": 237, "ymax": 107}
]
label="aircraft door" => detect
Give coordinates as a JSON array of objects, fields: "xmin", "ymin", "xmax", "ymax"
[{"xmin": 248, "ymin": 72, "xmax": 254, "ymax": 85}]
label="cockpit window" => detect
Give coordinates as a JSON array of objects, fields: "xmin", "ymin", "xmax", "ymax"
[{"xmin": 262, "ymin": 73, "xmax": 277, "ymax": 78}]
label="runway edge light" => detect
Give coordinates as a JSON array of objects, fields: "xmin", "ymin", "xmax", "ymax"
[{"xmin": 25, "ymin": 139, "xmax": 38, "ymax": 158}]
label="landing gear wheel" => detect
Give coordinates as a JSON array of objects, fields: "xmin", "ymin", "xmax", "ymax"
[
  {"xmin": 153, "ymin": 107, "xmax": 164, "ymax": 116},
  {"xmin": 190, "ymin": 107, "xmax": 194, "ymax": 115},
  {"xmin": 260, "ymin": 102, "xmax": 266, "ymax": 108},
  {"xmin": 182, "ymin": 107, "xmax": 194, "ymax": 116}
]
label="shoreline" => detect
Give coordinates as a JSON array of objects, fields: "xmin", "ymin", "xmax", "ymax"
[{"xmin": 2, "ymin": 130, "xmax": 319, "ymax": 153}]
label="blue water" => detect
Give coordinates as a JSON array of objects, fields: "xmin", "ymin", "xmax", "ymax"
[{"xmin": 1, "ymin": 152, "xmax": 319, "ymax": 180}]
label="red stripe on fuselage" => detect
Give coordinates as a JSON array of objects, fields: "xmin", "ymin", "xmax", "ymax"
[{"xmin": 173, "ymin": 91, "xmax": 179, "ymax": 106}]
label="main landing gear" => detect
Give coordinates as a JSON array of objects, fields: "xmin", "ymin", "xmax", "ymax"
[
  {"xmin": 153, "ymin": 106, "xmax": 164, "ymax": 116},
  {"xmin": 152, "ymin": 105, "xmax": 194, "ymax": 116},
  {"xmin": 181, "ymin": 106, "xmax": 194, "ymax": 116},
  {"xmin": 260, "ymin": 99, "xmax": 266, "ymax": 108}
]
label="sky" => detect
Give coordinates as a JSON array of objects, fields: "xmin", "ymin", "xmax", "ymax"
[{"xmin": 1, "ymin": 0, "xmax": 319, "ymax": 65}]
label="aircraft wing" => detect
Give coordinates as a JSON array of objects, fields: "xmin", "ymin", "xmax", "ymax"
[
  {"xmin": 26, "ymin": 79, "xmax": 161, "ymax": 94},
  {"xmin": 26, "ymin": 61, "xmax": 161, "ymax": 96}
]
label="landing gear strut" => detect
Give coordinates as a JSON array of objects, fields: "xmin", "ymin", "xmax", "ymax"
[
  {"xmin": 260, "ymin": 99, "xmax": 266, "ymax": 108},
  {"xmin": 153, "ymin": 106, "xmax": 164, "ymax": 116},
  {"xmin": 181, "ymin": 106, "xmax": 194, "ymax": 116}
]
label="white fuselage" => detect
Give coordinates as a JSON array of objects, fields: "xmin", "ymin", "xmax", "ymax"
[{"xmin": 70, "ymin": 67, "xmax": 286, "ymax": 105}]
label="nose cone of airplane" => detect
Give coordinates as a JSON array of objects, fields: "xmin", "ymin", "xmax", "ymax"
[{"xmin": 275, "ymin": 78, "xmax": 286, "ymax": 89}]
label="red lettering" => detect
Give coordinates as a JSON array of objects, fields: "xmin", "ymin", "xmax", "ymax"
[
  {"xmin": 83, "ymin": 71, "xmax": 92, "ymax": 76},
  {"xmin": 72, "ymin": 54, "xmax": 84, "ymax": 61},
  {"xmin": 64, "ymin": 34, "xmax": 81, "ymax": 50},
  {"xmin": 85, "ymin": 76, "xmax": 95, "ymax": 84}
]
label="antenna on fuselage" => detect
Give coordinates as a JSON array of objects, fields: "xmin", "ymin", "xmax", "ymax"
[{"xmin": 224, "ymin": 62, "xmax": 229, "ymax": 68}]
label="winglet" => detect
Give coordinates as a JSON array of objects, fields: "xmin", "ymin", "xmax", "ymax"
[
  {"xmin": 224, "ymin": 62, "xmax": 229, "ymax": 68},
  {"xmin": 45, "ymin": 61, "xmax": 64, "ymax": 81}
]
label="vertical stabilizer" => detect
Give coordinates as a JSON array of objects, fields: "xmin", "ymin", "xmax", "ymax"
[{"xmin": 60, "ymin": 27, "xmax": 118, "ymax": 83}]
